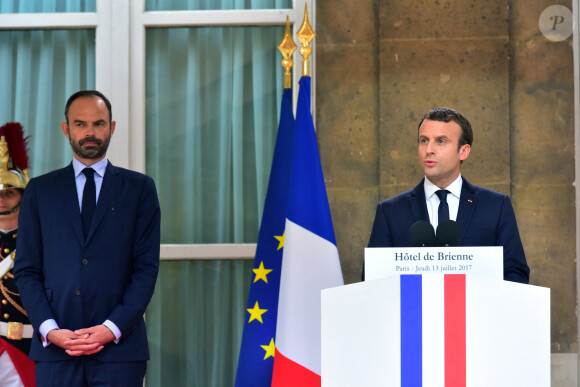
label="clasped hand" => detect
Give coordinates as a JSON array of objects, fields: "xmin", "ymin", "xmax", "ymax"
[{"xmin": 47, "ymin": 325, "xmax": 115, "ymax": 356}]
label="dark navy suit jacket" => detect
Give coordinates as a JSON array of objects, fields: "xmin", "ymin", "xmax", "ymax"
[
  {"xmin": 367, "ymin": 177, "xmax": 530, "ymax": 284},
  {"xmin": 14, "ymin": 162, "xmax": 160, "ymax": 362}
]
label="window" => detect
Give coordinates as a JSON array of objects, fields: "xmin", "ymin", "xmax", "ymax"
[
  {"xmin": 1, "ymin": 0, "xmax": 314, "ymax": 385},
  {"xmin": 0, "ymin": 12, "xmax": 96, "ymax": 174},
  {"xmin": 136, "ymin": 3, "xmax": 312, "ymax": 382}
]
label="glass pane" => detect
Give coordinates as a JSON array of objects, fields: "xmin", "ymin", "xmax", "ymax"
[
  {"xmin": 146, "ymin": 0, "xmax": 291, "ymax": 11},
  {"xmin": 0, "ymin": 29, "xmax": 96, "ymax": 176},
  {"xmin": 146, "ymin": 259, "xmax": 253, "ymax": 387},
  {"xmin": 145, "ymin": 26, "xmax": 285, "ymax": 244},
  {"xmin": 0, "ymin": 0, "xmax": 95, "ymax": 13}
]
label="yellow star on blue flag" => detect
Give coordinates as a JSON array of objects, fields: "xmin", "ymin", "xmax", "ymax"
[
  {"xmin": 274, "ymin": 232, "xmax": 284, "ymax": 250},
  {"xmin": 261, "ymin": 338, "xmax": 276, "ymax": 360},
  {"xmin": 253, "ymin": 262, "xmax": 273, "ymax": 284},
  {"xmin": 247, "ymin": 301, "xmax": 268, "ymax": 324}
]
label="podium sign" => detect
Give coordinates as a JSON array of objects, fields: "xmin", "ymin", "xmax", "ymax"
[
  {"xmin": 365, "ymin": 246, "xmax": 503, "ymax": 281},
  {"xmin": 321, "ymin": 274, "xmax": 550, "ymax": 386}
]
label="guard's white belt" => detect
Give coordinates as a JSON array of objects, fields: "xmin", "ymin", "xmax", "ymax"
[{"xmin": 0, "ymin": 321, "xmax": 34, "ymax": 339}]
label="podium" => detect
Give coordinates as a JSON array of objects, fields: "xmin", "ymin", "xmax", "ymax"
[{"xmin": 321, "ymin": 273, "xmax": 550, "ymax": 386}]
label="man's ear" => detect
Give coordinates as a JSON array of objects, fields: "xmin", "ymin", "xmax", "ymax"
[
  {"xmin": 61, "ymin": 122, "xmax": 70, "ymax": 139},
  {"xmin": 459, "ymin": 144, "xmax": 471, "ymax": 161}
]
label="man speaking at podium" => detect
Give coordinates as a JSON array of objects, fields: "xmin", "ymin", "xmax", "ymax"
[{"xmin": 367, "ymin": 107, "xmax": 529, "ymax": 284}]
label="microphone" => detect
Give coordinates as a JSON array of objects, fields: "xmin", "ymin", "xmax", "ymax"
[
  {"xmin": 435, "ymin": 220, "xmax": 461, "ymax": 246},
  {"xmin": 409, "ymin": 220, "xmax": 436, "ymax": 247}
]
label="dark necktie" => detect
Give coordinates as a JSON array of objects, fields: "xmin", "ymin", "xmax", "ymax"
[
  {"xmin": 81, "ymin": 168, "xmax": 96, "ymax": 238},
  {"xmin": 436, "ymin": 189, "xmax": 450, "ymax": 223}
]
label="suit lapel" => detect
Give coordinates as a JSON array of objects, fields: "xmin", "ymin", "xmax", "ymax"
[
  {"xmin": 57, "ymin": 164, "xmax": 85, "ymax": 245},
  {"xmin": 456, "ymin": 177, "xmax": 477, "ymax": 244},
  {"xmin": 86, "ymin": 161, "xmax": 119, "ymax": 243},
  {"xmin": 408, "ymin": 179, "xmax": 429, "ymax": 222}
]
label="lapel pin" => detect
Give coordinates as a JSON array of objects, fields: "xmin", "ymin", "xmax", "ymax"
[{"xmin": 468, "ymin": 199, "xmax": 473, "ymax": 203}]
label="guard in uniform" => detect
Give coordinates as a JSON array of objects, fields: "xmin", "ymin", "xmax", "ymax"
[{"xmin": 0, "ymin": 122, "xmax": 34, "ymax": 387}]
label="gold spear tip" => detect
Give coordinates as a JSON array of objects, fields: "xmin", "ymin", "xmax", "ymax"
[
  {"xmin": 278, "ymin": 16, "xmax": 297, "ymax": 88},
  {"xmin": 296, "ymin": 3, "xmax": 316, "ymax": 45},
  {"xmin": 278, "ymin": 16, "xmax": 297, "ymax": 59},
  {"xmin": 296, "ymin": 4, "xmax": 316, "ymax": 77}
]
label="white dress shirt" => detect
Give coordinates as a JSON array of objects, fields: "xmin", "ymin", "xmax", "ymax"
[{"xmin": 424, "ymin": 174, "xmax": 463, "ymax": 230}]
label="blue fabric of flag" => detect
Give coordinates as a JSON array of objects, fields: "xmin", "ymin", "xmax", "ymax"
[
  {"xmin": 401, "ymin": 275, "xmax": 423, "ymax": 387},
  {"xmin": 286, "ymin": 76, "xmax": 336, "ymax": 245},
  {"xmin": 235, "ymin": 88, "xmax": 295, "ymax": 387}
]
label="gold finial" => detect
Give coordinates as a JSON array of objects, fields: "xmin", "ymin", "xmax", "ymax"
[
  {"xmin": 296, "ymin": 3, "xmax": 316, "ymax": 77},
  {"xmin": 278, "ymin": 16, "xmax": 297, "ymax": 89}
]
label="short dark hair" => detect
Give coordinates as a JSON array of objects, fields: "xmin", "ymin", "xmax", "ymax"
[
  {"xmin": 418, "ymin": 107, "xmax": 473, "ymax": 149},
  {"xmin": 64, "ymin": 90, "xmax": 112, "ymax": 124}
]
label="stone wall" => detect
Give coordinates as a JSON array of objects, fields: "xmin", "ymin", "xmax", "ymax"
[{"xmin": 316, "ymin": 0, "xmax": 576, "ymax": 355}]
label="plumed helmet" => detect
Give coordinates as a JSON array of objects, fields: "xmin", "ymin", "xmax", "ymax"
[{"xmin": 0, "ymin": 122, "xmax": 30, "ymax": 191}]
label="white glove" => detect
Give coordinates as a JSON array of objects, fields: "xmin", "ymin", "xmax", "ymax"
[{"xmin": 0, "ymin": 253, "xmax": 14, "ymax": 279}]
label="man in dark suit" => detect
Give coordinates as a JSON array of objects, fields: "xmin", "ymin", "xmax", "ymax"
[
  {"xmin": 367, "ymin": 107, "xmax": 529, "ymax": 284},
  {"xmin": 14, "ymin": 90, "xmax": 161, "ymax": 386}
]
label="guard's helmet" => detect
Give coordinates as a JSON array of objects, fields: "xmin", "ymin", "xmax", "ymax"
[{"xmin": 0, "ymin": 123, "xmax": 30, "ymax": 214}]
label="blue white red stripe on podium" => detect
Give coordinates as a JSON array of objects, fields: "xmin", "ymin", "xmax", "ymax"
[{"xmin": 400, "ymin": 274, "xmax": 466, "ymax": 387}]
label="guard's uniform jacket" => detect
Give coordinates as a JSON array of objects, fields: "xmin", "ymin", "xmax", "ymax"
[
  {"xmin": 1, "ymin": 229, "xmax": 30, "ymax": 354},
  {"xmin": 1, "ymin": 228, "xmax": 35, "ymax": 387}
]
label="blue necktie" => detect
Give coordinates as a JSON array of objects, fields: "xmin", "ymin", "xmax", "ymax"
[
  {"xmin": 436, "ymin": 189, "xmax": 450, "ymax": 223},
  {"xmin": 81, "ymin": 168, "xmax": 96, "ymax": 238}
]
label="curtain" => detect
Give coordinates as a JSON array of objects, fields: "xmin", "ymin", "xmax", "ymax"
[
  {"xmin": 0, "ymin": 29, "xmax": 95, "ymax": 176},
  {"xmin": 0, "ymin": 0, "xmax": 95, "ymax": 13},
  {"xmin": 146, "ymin": 26, "xmax": 284, "ymax": 244},
  {"xmin": 146, "ymin": 260, "xmax": 254, "ymax": 386},
  {"xmin": 145, "ymin": 24, "xmax": 285, "ymax": 386},
  {"xmin": 146, "ymin": 0, "xmax": 291, "ymax": 11}
]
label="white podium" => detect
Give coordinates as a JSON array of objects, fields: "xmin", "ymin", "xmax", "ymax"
[{"xmin": 321, "ymin": 274, "xmax": 550, "ymax": 387}]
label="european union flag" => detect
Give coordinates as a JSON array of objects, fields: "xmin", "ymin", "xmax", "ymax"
[{"xmin": 235, "ymin": 88, "xmax": 295, "ymax": 387}]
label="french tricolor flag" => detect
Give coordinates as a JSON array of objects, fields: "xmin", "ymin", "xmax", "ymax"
[
  {"xmin": 271, "ymin": 76, "xmax": 344, "ymax": 386},
  {"xmin": 322, "ymin": 274, "xmax": 550, "ymax": 386}
]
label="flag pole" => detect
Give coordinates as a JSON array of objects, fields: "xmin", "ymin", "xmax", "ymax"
[{"xmin": 296, "ymin": 4, "xmax": 315, "ymax": 77}]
